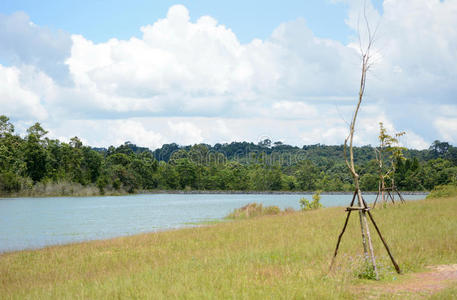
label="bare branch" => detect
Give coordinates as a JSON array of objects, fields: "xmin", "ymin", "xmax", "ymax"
[{"xmin": 334, "ymin": 104, "xmax": 351, "ymax": 128}]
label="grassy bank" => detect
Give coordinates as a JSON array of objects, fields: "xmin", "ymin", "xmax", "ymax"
[
  {"xmin": 0, "ymin": 181, "xmax": 129, "ymax": 198},
  {"xmin": 1, "ymin": 188, "xmax": 429, "ymax": 199},
  {"xmin": 1, "ymin": 196, "xmax": 456, "ymax": 299}
]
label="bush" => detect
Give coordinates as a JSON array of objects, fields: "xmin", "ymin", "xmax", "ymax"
[
  {"xmin": 263, "ymin": 205, "xmax": 281, "ymax": 215},
  {"xmin": 426, "ymin": 184, "xmax": 457, "ymax": 199},
  {"xmin": 226, "ymin": 203, "xmax": 282, "ymax": 219},
  {"xmin": 0, "ymin": 172, "xmax": 21, "ymax": 192},
  {"xmin": 96, "ymin": 175, "xmax": 109, "ymax": 194},
  {"xmin": 299, "ymin": 191, "xmax": 323, "ymax": 211}
]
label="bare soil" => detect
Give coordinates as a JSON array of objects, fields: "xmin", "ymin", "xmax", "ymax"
[{"xmin": 356, "ymin": 264, "xmax": 457, "ymax": 299}]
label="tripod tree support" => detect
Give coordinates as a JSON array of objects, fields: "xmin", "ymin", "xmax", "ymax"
[
  {"xmin": 373, "ymin": 122, "xmax": 407, "ymax": 208},
  {"xmin": 373, "ymin": 186, "xmax": 405, "ymax": 208},
  {"xmin": 329, "ymin": 189, "xmax": 401, "ymax": 279}
]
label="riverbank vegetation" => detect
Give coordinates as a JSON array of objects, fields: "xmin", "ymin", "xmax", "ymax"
[
  {"xmin": 1, "ymin": 194, "xmax": 456, "ymax": 298},
  {"xmin": 426, "ymin": 183, "xmax": 457, "ymax": 199},
  {"xmin": 1, "ymin": 115, "xmax": 456, "ymax": 197},
  {"xmin": 226, "ymin": 191, "xmax": 323, "ymax": 220},
  {"xmin": 299, "ymin": 190, "xmax": 323, "ymax": 211}
]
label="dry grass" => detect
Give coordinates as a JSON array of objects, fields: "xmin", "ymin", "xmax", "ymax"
[
  {"xmin": 225, "ymin": 202, "xmax": 287, "ymax": 219},
  {"xmin": 1, "ymin": 196, "xmax": 456, "ymax": 299},
  {"xmin": 1, "ymin": 181, "xmax": 127, "ymax": 198}
]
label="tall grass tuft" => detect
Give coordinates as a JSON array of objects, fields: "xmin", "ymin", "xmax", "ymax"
[{"xmin": 226, "ymin": 202, "xmax": 283, "ymax": 219}]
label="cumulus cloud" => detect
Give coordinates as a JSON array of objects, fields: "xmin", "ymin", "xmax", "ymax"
[
  {"xmin": 0, "ymin": 12, "xmax": 72, "ymax": 84},
  {"xmin": 435, "ymin": 118, "xmax": 457, "ymax": 144},
  {"xmin": 0, "ymin": 65, "xmax": 48, "ymax": 120},
  {"xmin": 1, "ymin": 2, "xmax": 457, "ymax": 149},
  {"xmin": 370, "ymin": 0, "xmax": 457, "ymax": 103},
  {"xmin": 271, "ymin": 101, "xmax": 319, "ymax": 119},
  {"xmin": 44, "ymin": 119, "xmax": 165, "ymax": 150},
  {"xmin": 403, "ymin": 131, "xmax": 430, "ymax": 150},
  {"xmin": 64, "ymin": 5, "xmax": 359, "ymax": 118},
  {"xmin": 168, "ymin": 121, "xmax": 204, "ymax": 145}
]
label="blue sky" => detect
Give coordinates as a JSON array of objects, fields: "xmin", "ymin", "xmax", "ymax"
[
  {"xmin": 0, "ymin": 1, "xmax": 456, "ymax": 150},
  {"xmin": 0, "ymin": 0, "xmax": 382, "ymax": 44}
]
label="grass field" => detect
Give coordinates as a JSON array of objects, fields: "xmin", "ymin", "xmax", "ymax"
[{"xmin": 1, "ymin": 196, "xmax": 456, "ymax": 299}]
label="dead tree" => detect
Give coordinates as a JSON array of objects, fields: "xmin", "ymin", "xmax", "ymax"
[{"xmin": 329, "ymin": 1, "xmax": 400, "ymax": 280}]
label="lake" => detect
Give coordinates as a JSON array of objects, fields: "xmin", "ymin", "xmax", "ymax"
[{"xmin": 0, "ymin": 193, "xmax": 425, "ymax": 253}]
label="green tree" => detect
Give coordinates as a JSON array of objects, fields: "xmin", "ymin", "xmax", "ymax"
[
  {"xmin": 23, "ymin": 123, "xmax": 48, "ymax": 182},
  {"xmin": 295, "ymin": 160, "xmax": 317, "ymax": 191},
  {"xmin": 158, "ymin": 162, "xmax": 180, "ymax": 189},
  {"xmin": 0, "ymin": 115, "xmax": 14, "ymax": 137},
  {"xmin": 174, "ymin": 158, "xmax": 197, "ymax": 189}
]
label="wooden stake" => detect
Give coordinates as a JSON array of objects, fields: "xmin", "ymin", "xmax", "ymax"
[
  {"xmin": 395, "ymin": 188, "xmax": 406, "ymax": 204},
  {"xmin": 373, "ymin": 188, "xmax": 380, "ymax": 208},
  {"xmin": 361, "ymin": 197, "xmax": 401, "ymax": 274},
  {"xmin": 387, "ymin": 190, "xmax": 395, "ymax": 204},
  {"xmin": 329, "ymin": 191, "xmax": 357, "ymax": 271},
  {"xmin": 357, "ymin": 188, "xmax": 378, "ymax": 280}
]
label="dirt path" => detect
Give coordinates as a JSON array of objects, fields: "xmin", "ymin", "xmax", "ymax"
[{"xmin": 356, "ymin": 264, "xmax": 457, "ymax": 299}]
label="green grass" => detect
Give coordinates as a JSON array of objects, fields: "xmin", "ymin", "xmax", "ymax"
[
  {"xmin": 1, "ymin": 196, "xmax": 456, "ymax": 299},
  {"xmin": 429, "ymin": 286, "xmax": 457, "ymax": 299},
  {"xmin": 183, "ymin": 219, "xmax": 228, "ymax": 226}
]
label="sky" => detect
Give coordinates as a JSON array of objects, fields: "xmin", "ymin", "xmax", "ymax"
[{"xmin": 0, "ymin": 0, "xmax": 456, "ymax": 150}]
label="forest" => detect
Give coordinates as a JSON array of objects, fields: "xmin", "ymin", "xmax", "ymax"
[{"xmin": 1, "ymin": 115, "xmax": 456, "ymax": 196}]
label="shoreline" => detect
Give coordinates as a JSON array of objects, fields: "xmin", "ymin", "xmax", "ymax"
[
  {"xmin": 0, "ymin": 189, "xmax": 429, "ymax": 199},
  {"xmin": 137, "ymin": 190, "xmax": 429, "ymax": 196}
]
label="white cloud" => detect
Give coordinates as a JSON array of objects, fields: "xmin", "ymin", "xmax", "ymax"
[
  {"xmin": 0, "ymin": 65, "xmax": 48, "ymax": 120},
  {"xmin": 45, "ymin": 119, "xmax": 165, "ymax": 150},
  {"xmin": 0, "ymin": 11, "xmax": 72, "ymax": 84},
  {"xmin": 372, "ymin": 0, "xmax": 457, "ymax": 101},
  {"xmin": 168, "ymin": 121, "xmax": 204, "ymax": 145},
  {"xmin": 113, "ymin": 120, "xmax": 165, "ymax": 149},
  {"xmin": 402, "ymin": 131, "xmax": 429, "ymax": 150},
  {"xmin": 271, "ymin": 101, "xmax": 319, "ymax": 119},
  {"xmin": 1, "ymin": 2, "xmax": 457, "ymax": 148},
  {"xmin": 62, "ymin": 5, "xmax": 360, "ymax": 119},
  {"xmin": 435, "ymin": 118, "xmax": 457, "ymax": 144}
]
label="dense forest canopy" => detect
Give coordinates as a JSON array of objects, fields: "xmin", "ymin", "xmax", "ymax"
[{"xmin": 1, "ymin": 116, "xmax": 456, "ymax": 195}]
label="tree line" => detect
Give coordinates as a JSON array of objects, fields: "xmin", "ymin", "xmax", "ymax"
[{"xmin": 1, "ymin": 116, "xmax": 456, "ymax": 196}]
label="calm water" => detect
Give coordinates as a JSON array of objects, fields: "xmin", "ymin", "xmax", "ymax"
[{"xmin": 0, "ymin": 193, "xmax": 425, "ymax": 252}]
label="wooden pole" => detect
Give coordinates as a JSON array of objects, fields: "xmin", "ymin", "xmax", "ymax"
[
  {"xmin": 361, "ymin": 197, "xmax": 401, "ymax": 274},
  {"xmin": 373, "ymin": 182, "xmax": 380, "ymax": 208},
  {"xmin": 329, "ymin": 190, "xmax": 358, "ymax": 271},
  {"xmin": 387, "ymin": 190, "xmax": 395, "ymax": 204},
  {"xmin": 357, "ymin": 188, "xmax": 378, "ymax": 279},
  {"xmin": 395, "ymin": 188, "xmax": 406, "ymax": 204}
]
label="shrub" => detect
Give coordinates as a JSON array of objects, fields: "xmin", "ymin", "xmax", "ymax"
[
  {"xmin": 96, "ymin": 175, "xmax": 109, "ymax": 194},
  {"xmin": 426, "ymin": 184, "xmax": 457, "ymax": 199},
  {"xmin": 226, "ymin": 203, "xmax": 282, "ymax": 219},
  {"xmin": 263, "ymin": 205, "xmax": 281, "ymax": 215},
  {"xmin": 0, "ymin": 172, "xmax": 21, "ymax": 192},
  {"xmin": 299, "ymin": 190, "xmax": 323, "ymax": 211}
]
